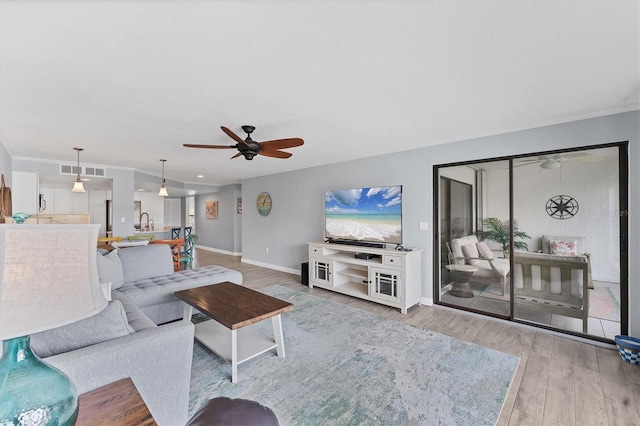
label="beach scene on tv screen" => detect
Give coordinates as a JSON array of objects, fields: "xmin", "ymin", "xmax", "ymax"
[{"xmin": 325, "ymin": 185, "xmax": 402, "ymax": 243}]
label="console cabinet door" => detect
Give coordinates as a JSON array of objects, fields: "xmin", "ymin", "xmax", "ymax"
[
  {"xmin": 310, "ymin": 257, "xmax": 332, "ymax": 286},
  {"xmin": 370, "ymin": 267, "xmax": 402, "ymax": 303}
]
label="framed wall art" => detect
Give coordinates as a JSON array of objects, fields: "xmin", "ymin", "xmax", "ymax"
[{"xmin": 206, "ymin": 200, "xmax": 218, "ymax": 219}]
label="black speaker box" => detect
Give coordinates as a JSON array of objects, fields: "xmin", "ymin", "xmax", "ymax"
[{"xmin": 301, "ymin": 262, "xmax": 309, "ymax": 286}]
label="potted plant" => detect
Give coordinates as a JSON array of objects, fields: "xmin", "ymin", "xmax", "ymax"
[{"xmin": 479, "ymin": 217, "xmax": 530, "ymax": 256}]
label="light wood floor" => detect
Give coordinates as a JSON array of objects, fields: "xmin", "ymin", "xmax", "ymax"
[{"xmin": 193, "ymin": 248, "xmax": 640, "ymax": 426}]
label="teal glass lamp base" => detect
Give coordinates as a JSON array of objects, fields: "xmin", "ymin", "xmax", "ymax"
[
  {"xmin": 0, "ymin": 336, "xmax": 78, "ymax": 426},
  {"xmin": 11, "ymin": 212, "xmax": 29, "ymax": 224}
]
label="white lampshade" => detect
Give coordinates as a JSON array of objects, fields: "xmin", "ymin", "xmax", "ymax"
[
  {"xmin": 71, "ymin": 178, "xmax": 85, "ymax": 193},
  {"xmin": 158, "ymin": 182, "xmax": 169, "ymax": 197},
  {"xmin": 0, "ymin": 224, "xmax": 107, "ymax": 340}
]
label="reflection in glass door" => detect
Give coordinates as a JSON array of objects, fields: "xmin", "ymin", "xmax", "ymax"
[
  {"xmin": 512, "ymin": 146, "xmax": 625, "ymax": 339},
  {"xmin": 437, "ymin": 161, "xmax": 511, "ymax": 317}
]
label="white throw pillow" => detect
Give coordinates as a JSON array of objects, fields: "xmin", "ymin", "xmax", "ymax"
[
  {"xmin": 461, "ymin": 244, "xmax": 481, "ymax": 266},
  {"xmin": 549, "ymin": 240, "xmax": 578, "ymax": 256},
  {"xmin": 96, "ymin": 249, "xmax": 125, "ymax": 289},
  {"xmin": 476, "ymin": 241, "xmax": 494, "ymax": 259}
]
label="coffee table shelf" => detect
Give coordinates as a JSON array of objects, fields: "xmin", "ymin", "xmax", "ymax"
[
  {"xmin": 194, "ymin": 319, "xmax": 279, "ymax": 365},
  {"xmin": 175, "ymin": 282, "xmax": 293, "ymax": 383}
]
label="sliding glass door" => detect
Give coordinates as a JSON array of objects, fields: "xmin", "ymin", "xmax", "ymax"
[
  {"xmin": 437, "ymin": 160, "xmax": 511, "ymax": 318},
  {"xmin": 512, "ymin": 146, "xmax": 626, "ymax": 339},
  {"xmin": 434, "ymin": 143, "xmax": 628, "ymax": 341}
]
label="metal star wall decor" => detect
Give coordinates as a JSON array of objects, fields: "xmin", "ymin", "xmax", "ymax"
[{"xmin": 545, "ymin": 195, "xmax": 579, "ymax": 219}]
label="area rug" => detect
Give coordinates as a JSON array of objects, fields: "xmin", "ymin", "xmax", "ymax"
[
  {"xmin": 589, "ymin": 287, "xmax": 621, "ymax": 321},
  {"xmin": 189, "ymin": 285, "xmax": 520, "ymax": 425}
]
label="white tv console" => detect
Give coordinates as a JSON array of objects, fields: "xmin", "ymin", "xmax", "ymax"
[{"xmin": 307, "ymin": 242, "xmax": 422, "ymax": 314}]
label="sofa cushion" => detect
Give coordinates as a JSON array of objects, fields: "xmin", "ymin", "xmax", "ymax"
[
  {"xmin": 31, "ymin": 300, "xmax": 134, "ymax": 358},
  {"xmin": 111, "ymin": 291, "xmax": 157, "ymax": 332},
  {"xmin": 119, "ymin": 264, "xmax": 243, "ymax": 309},
  {"xmin": 461, "ymin": 244, "xmax": 480, "ymax": 266},
  {"xmin": 96, "ymin": 249, "xmax": 125, "ymax": 289},
  {"xmin": 542, "ymin": 234, "xmax": 586, "ymax": 255},
  {"xmin": 118, "ymin": 244, "xmax": 174, "ymax": 283},
  {"xmin": 450, "ymin": 235, "xmax": 479, "ymax": 265},
  {"xmin": 549, "ymin": 240, "xmax": 578, "ymax": 256},
  {"xmin": 476, "ymin": 241, "xmax": 494, "ymax": 259}
]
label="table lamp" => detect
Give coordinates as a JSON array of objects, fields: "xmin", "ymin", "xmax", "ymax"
[{"xmin": 0, "ymin": 224, "xmax": 107, "ymax": 425}]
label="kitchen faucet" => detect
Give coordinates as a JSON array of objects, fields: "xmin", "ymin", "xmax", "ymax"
[{"xmin": 140, "ymin": 212, "xmax": 150, "ymax": 230}]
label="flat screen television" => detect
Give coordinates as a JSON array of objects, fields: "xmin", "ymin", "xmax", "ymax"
[{"xmin": 324, "ymin": 185, "xmax": 402, "ymax": 245}]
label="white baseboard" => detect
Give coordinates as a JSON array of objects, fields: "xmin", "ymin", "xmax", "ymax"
[
  {"xmin": 195, "ymin": 245, "xmax": 242, "ymax": 257},
  {"xmin": 241, "ymin": 258, "xmax": 300, "ymax": 276},
  {"xmin": 421, "ymin": 297, "xmax": 433, "ymax": 306}
]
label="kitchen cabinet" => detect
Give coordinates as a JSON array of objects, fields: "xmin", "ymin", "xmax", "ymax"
[{"xmin": 11, "ymin": 171, "xmax": 39, "ymax": 215}]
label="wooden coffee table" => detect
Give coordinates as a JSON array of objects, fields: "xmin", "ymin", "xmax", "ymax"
[{"xmin": 175, "ymin": 282, "xmax": 293, "ymax": 383}]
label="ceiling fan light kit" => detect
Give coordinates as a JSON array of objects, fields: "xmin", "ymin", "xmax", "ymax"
[
  {"xmin": 540, "ymin": 160, "xmax": 562, "ymax": 169},
  {"xmin": 183, "ymin": 125, "xmax": 304, "ymax": 161},
  {"xmin": 71, "ymin": 147, "xmax": 85, "ymax": 193}
]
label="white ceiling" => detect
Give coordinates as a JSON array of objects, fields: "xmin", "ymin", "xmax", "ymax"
[{"xmin": 1, "ymin": 1, "xmax": 638, "ymax": 191}]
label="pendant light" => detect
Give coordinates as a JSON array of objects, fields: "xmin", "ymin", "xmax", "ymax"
[
  {"xmin": 71, "ymin": 148, "xmax": 85, "ymax": 193},
  {"xmin": 158, "ymin": 159, "xmax": 169, "ymax": 197}
]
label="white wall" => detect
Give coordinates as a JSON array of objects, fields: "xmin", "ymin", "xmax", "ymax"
[{"xmin": 488, "ymin": 155, "xmax": 620, "ymax": 282}]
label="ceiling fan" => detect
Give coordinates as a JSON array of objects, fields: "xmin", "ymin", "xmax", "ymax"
[
  {"xmin": 183, "ymin": 125, "xmax": 304, "ymax": 160},
  {"xmin": 514, "ymin": 152, "xmax": 592, "ymax": 169}
]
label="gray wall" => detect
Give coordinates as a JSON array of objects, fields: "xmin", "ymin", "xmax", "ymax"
[
  {"xmin": 242, "ymin": 111, "xmax": 640, "ymax": 336},
  {"xmin": 194, "ymin": 184, "xmax": 241, "ymax": 254}
]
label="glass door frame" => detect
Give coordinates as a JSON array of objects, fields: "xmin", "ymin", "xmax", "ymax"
[{"xmin": 433, "ymin": 142, "xmax": 629, "ymax": 342}]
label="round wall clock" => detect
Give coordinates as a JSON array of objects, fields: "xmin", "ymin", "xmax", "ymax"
[
  {"xmin": 545, "ymin": 195, "xmax": 579, "ymax": 220},
  {"xmin": 256, "ymin": 192, "xmax": 272, "ymax": 216}
]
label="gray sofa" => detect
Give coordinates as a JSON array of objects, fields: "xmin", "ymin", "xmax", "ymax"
[
  {"xmin": 114, "ymin": 244, "xmax": 243, "ymax": 324},
  {"xmin": 34, "ymin": 244, "xmax": 243, "ymax": 426}
]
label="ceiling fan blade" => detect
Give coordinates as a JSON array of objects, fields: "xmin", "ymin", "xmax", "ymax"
[
  {"xmin": 259, "ymin": 138, "xmax": 304, "ymax": 151},
  {"xmin": 183, "ymin": 144, "xmax": 236, "ymax": 149},
  {"xmin": 230, "ymin": 152, "xmax": 243, "ymax": 159},
  {"xmin": 221, "ymin": 126, "xmax": 250, "ymax": 148},
  {"xmin": 259, "ymin": 149, "xmax": 293, "ymax": 159}
]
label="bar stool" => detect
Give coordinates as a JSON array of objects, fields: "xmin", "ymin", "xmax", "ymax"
[{"xmin": 171, "ymin": 227, "xmax": 181, "ymax": 239}]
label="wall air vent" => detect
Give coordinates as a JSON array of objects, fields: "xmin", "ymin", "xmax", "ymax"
[
  {"xmin": 59, "ymin": 164, "xmax": 106, "ymax": 177},
  {"xmin": 60, "ymin": 164, "xmax": 81, "ymax": 175},
  {"xmin": 84, "ymin": 167, "xmax": 105, "ymax": 177}
]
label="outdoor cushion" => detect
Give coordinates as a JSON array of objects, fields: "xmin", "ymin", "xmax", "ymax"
[
  {"xmin": 549, "ymin": 240, "xmax": 578, "ymax": 256},
  {"xmin": 461, "ymin": 244, "xmax": 481, "ymax": 266},
  {"xmin": 476, "ymin": 241, "xmax": 494, "ymax": 259}
]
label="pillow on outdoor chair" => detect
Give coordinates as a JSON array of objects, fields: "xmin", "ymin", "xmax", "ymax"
[
  {"xmin": 461, "ymin": 244, "xmax": 481, "ymax": 266},
  {"xmin": 476, "ymin": 241, "xmax": 494, "ymax": 259}
]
